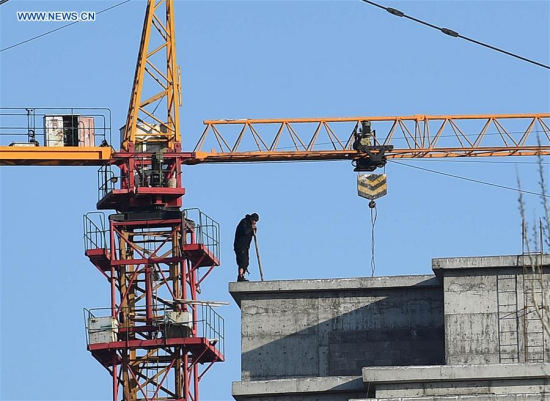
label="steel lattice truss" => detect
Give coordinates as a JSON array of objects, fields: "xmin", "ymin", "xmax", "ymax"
[
  {"xmin": 85, "ymin": 214, "xmax": 223, "ymax": 401},
  {"xmin": 190, "ymin": 113, "xmax": 550, "ymax": 163},
  {"xmin": 122, "ymin": 0, "xmax": 181, "ymax": 152}
]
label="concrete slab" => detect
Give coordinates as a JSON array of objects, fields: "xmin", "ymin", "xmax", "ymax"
[
  {"xmin": 432, "ymin": 254, "xmax": 550, "ymax": 277},
  {"xmin": 229, "ymin": 275, "xmax": 440, "ymax": 306},
  {"xmin": 362, "ymin": 363, "xmax": 550, "ymax": 383},
  {"xmin": 362, "ymin": 363, "xmax": 550, "ymax": 398},
  {"xmin": 350, "ymin": 394, "xmax": 549, "ymax": 400},
  {"xmin": 232, "ymin": 376, "xmax": 365, "ymax": 401}
]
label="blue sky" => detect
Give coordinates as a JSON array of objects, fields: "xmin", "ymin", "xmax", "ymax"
[{"xmin": 0, "ymin": 1, "xmax": 548, "ymax": 400}]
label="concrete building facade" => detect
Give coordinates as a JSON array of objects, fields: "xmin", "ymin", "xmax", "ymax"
[{"xmin": 229, "ymin": 254, "xmax": 550, "ymax": 401}]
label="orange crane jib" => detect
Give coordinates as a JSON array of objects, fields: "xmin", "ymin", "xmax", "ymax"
[
  {"xmin": 190, "ymin": 113, "xmax": 550, "ymax": 164},
  {"xmin": 1, "ymin": 113, "xmax": 548, "ymax": 167}
]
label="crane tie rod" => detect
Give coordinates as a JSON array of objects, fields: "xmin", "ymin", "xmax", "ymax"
[{"xmin": 360, "ymin": 0, "xmax": 550, "ymax": 70}]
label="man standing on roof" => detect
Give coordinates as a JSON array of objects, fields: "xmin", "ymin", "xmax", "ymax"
[{"xmin": 234, "ymin": 213, "xmax": 259, "ymax": 282}]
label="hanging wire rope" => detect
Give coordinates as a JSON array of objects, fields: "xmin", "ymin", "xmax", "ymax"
[
  {"xmin": 366, "ymin": 164, "xmax": 385, "ymax": 277},
  {"xmin": 0, "ymin": 0, "xmax": 133, "ymax": 53},
  {"xmin": 389, "ymin": 159, "xmax": 548, "ymax": 197},
  {"xmin": 360, "ymin": 0, "xmax": 550, "ymax": 70},
  {"xmin": 369, "ymin": 201, "xmax": 377, "ymax": 277}
]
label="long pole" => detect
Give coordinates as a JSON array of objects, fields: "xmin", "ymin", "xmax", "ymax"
[{"xmin": 253, "ymin": 232, "xmax": 265, "ymax": 281}]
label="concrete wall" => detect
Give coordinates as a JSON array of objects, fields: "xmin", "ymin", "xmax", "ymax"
[
  {"xmin": 230, "ymin": 276, "xmax": 444, "ymax": 382},
  {"xmin": 433, "ymin": 255, "xmax": 550, "ymax": 365}
]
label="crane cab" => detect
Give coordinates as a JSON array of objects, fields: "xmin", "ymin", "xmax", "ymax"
[{"xmin": 95, "ymin": 122, "xmax": 191, "ymax": 212}]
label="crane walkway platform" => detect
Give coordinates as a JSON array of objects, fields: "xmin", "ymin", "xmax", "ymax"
[
  {"xmin": 89, "ymin": 337, "xmax": 224, "ymax": 368},
  {"xmin": 85, "ymin": 243, "xmax": 219, "ymax": 272}
]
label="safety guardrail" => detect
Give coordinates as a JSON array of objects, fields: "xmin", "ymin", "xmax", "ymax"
[
  {"xmin": 183, "ymin": 208, "xmax": 220, "ymax": 261},
  {"xmin": 83, "ymin": 212, "xmax": 108, "ymax": 252},
  {"xmin": 0, "ymin": 107, "xmax": 112, "ymax": 147}
]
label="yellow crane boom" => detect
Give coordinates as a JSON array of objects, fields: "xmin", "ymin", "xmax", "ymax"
[
  {"xmin": 2, "ymin": 113, "xmax": 548, "ymax": 167},
  {"xmin": 190, "ymin": 113, "xmax": 550, "ymax": 164}
]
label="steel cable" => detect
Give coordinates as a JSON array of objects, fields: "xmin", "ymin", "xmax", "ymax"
[
  {"xmin": 360, "ymin": 0, "xmax": 550, "ymax": 70},
  {"xmin": 370, "ymin": 202, "xmax": 377, "ymax": 277},
  {"xmin": 0, "ymin": 0, "xmax": 133, "ymax": 53}
]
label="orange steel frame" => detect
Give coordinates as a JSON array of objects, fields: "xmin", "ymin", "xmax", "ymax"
[
  {"xmin": 122, "ymin": 0, "xmax": 181, "ymax": 152},
  {"xmin": 1, "ymin": 113, "xmax": 548, "ymax": 166},
  {"xmin": 190, "ymin": 113, "xmax": 550, "ymax": 163},
  {"xmin": 0, "ymin": 146, "xmax": 112, "ymax": 166}
]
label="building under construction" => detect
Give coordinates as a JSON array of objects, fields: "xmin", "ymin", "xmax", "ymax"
[
  {"xmin": 230, "ymin": 254, "xmax": 550, "ymax": 400},
  {"xmin": 1, "ymin": 1, "xmax": 550, "ymax": 400}
]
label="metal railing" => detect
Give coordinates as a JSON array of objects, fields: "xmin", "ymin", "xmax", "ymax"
[
  {"xmin": 199, "ymin": 303, "xmax": 225, "ymax": 356},
  {"xmin": 0, "ymin": 107, "xmax": 112, "ymax": 147},
  {"xmin": 83, "ymin": 303, "xmax": 225, "ymax": 357},
  {"xmin": 83, "ymin": 212, "xmax": 108, "ymax": 252},
  {"xmin": 183, "ymin": 208, "xmax": 220, "ymax": 261},
  {"xmin": 97, "ymin": 165, "xmax": 121, "ymax": 201}
]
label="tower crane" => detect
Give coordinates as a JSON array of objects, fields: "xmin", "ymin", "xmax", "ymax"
[{"xmin": 0, "ymin": 0, "xmax": 549, "ymax": 400}]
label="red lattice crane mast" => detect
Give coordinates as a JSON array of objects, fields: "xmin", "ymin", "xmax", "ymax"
[
  {"xmin": 0, "ymin": 1, "xmax": 549, "ymax": 400},
  {"xmin": 77, "ymin": 1, "xmax": 226, "ymax": 400},
  {"xmin": 77, "ymin": 1, "xmax": 225, "ymax": 400}
]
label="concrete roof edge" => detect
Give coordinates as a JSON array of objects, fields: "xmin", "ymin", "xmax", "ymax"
[
  {"xmin": 362, "ymin": 363, "xmax": 550, "ymax": 384},
  {"xmin": 432, "ymin": 254, "xmax": 550, "ymax": 272},
  {"xmin": 229, "ymin": 275, "xmax": 439, "ymax": 306},
  {"xmin": 232, "ymin": 376, "xmax": 364, "ymax": 397},
  {"xmin": 351, "ymin": 394, "xmax": 550, "ymax": 401}
]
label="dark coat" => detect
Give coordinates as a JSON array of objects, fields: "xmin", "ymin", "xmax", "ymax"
[{"xmin": 234, "ymin": 215, "xmax": 255, "ymax": 250}]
